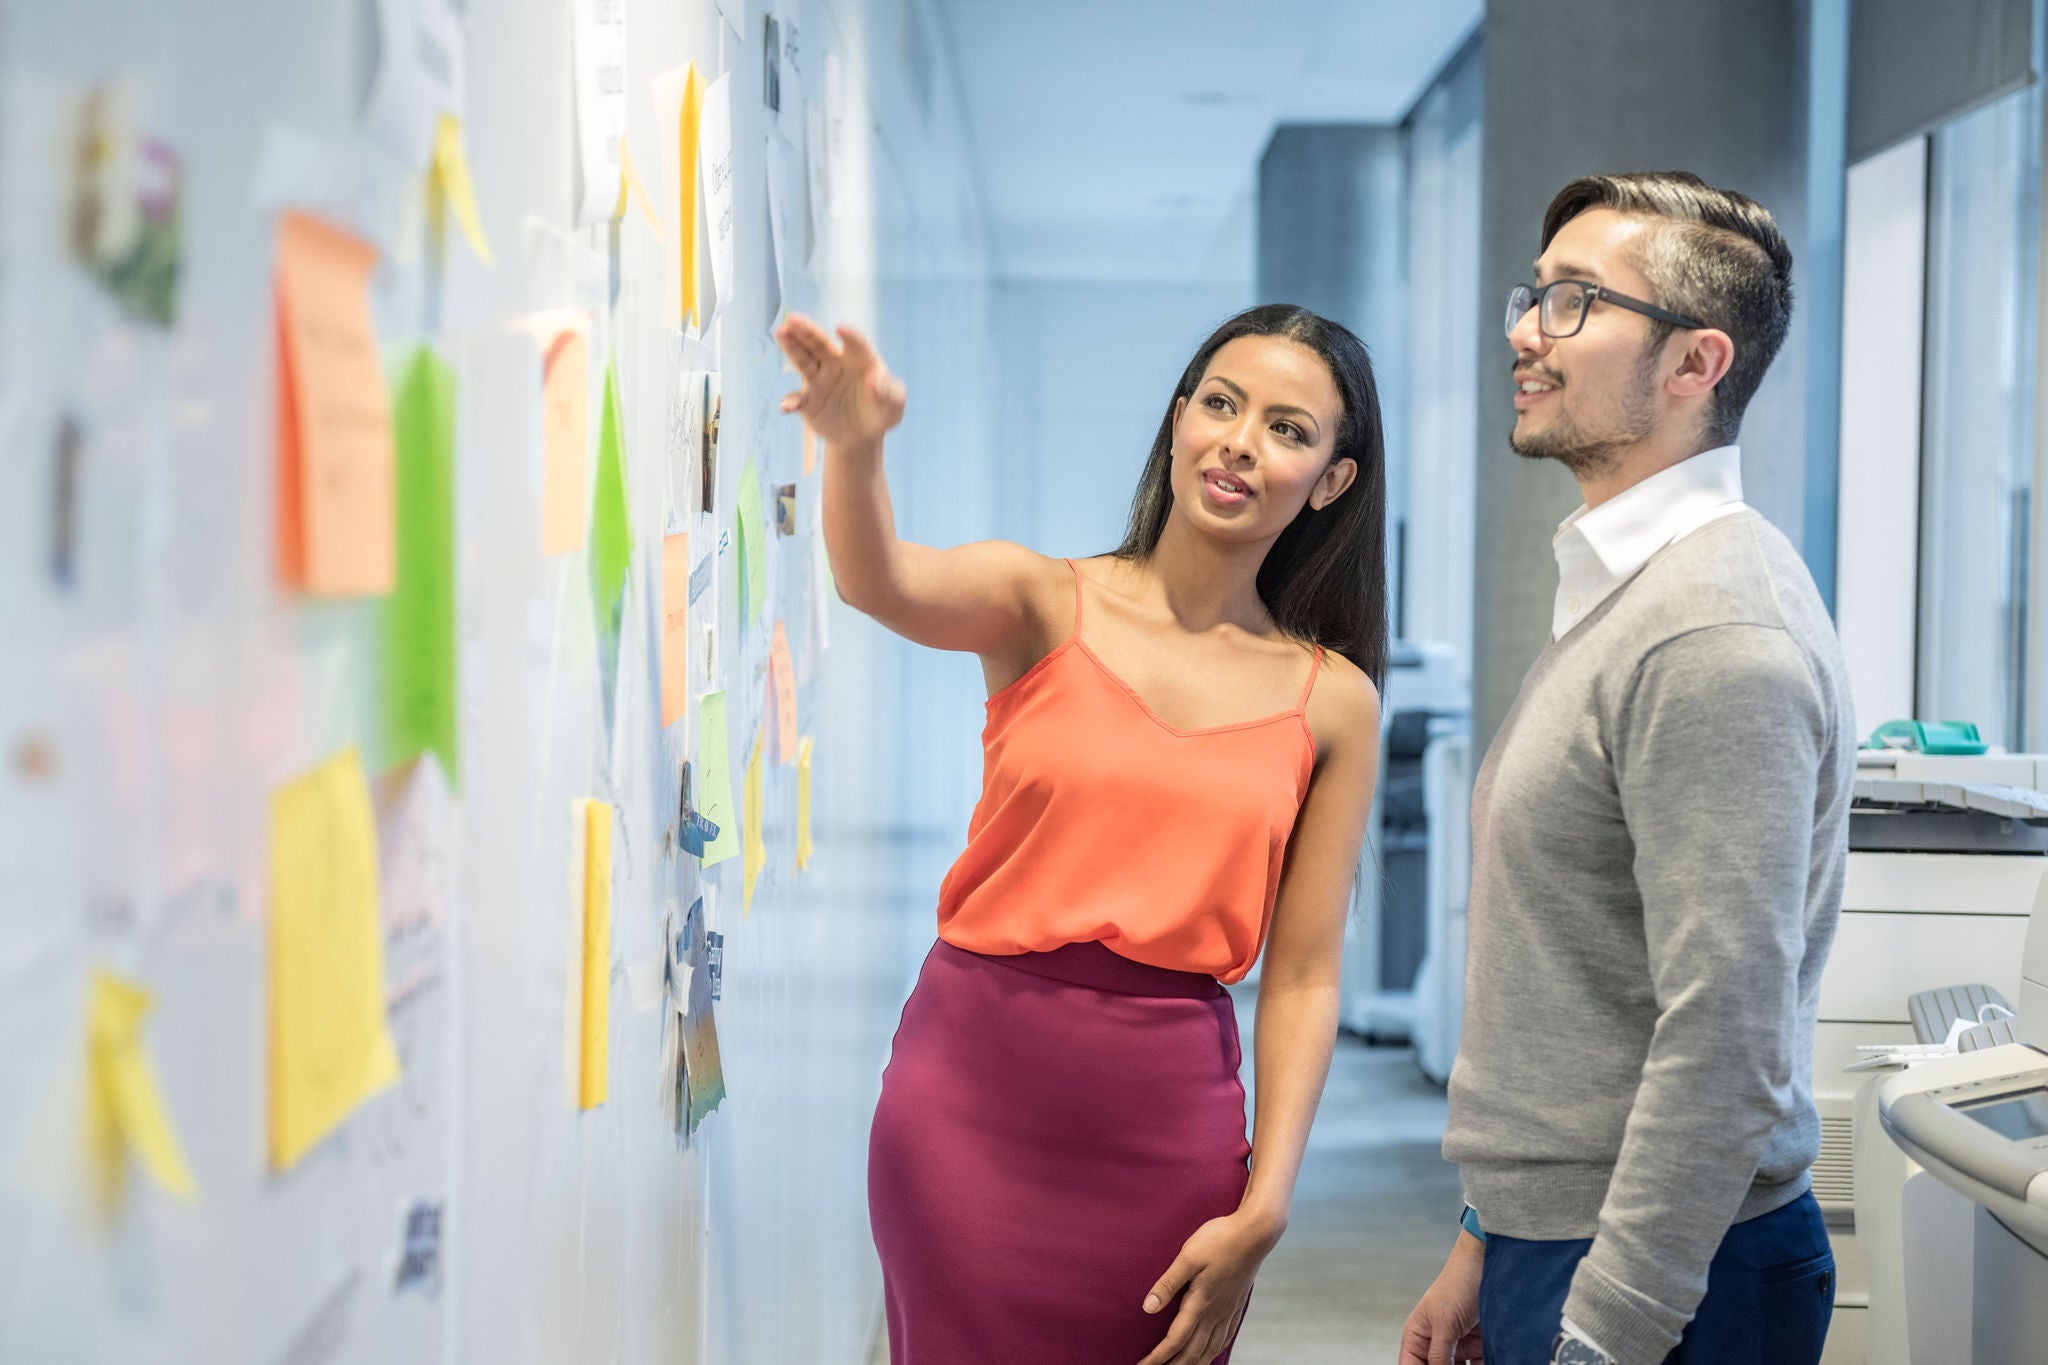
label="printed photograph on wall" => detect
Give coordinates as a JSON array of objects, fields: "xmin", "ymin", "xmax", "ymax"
[{"xmin": 701, "ymin": 371, "xmax": 722, "ymax": 514}]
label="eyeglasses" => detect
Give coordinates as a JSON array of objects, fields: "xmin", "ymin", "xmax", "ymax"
[{"xmin": 1504, "ymin": 280, "xmax": 1706, "ymax": 340}]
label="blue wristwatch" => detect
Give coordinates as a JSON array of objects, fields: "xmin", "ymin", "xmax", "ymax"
[{"xmin": 1459, "ymin": 1204, "xmax": 1486, "ymax": 1244}]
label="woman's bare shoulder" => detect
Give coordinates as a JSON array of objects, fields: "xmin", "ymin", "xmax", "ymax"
[{"xmin": 1303, "ymin": 647, "xmax": 1381, "ymax": 762}]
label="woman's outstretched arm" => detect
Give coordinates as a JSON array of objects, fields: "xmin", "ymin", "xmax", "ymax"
[{"xmin": 775, "ymin": 312, "xmax": 1059, "ymax": 656}]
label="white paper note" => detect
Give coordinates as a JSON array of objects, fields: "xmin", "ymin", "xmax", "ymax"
[
  {"xmin": 570, "ymin": 0, "xmax": 628, "ymax": 225},
  {"xmin": 764, "ymin": 137, "xmax": 788, "ymax": 334},
  {"xmin": 360, "ymin": 0, "xmax": 466, "ymax": 169},
  {"xmin": 825, "ymin": 52, "xmax": 847, "ymax": 222},
  {"xmin": 803, "ymin": 97, "xmax": 826, "ymax": 266},
  {"xmin": 774, "ymin": 0, "xmax": 803, "ymax": 144},
  {"xmin": 698, "ymin": 73, "xmax": 735, "ymax": 326}
]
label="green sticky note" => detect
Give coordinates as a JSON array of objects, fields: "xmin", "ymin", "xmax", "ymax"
[
  {"xmin": 696, "ymin": 690, "xmax": 741, "ymax": 867},
  {"xmin": 736, "ymin": 459, "xmax": 767, "ymax": 629},
  {"xmin": 382, "ymin": 345, "xmax": 459, "ymax": 784},
  {"xmin": 589, "ymin": 359, "xmax": 633, "ymax": 621}
]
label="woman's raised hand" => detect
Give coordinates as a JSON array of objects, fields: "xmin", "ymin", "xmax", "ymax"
[{"xmin": 774, "ymin": 313, "xmax": 906, "ymax": 448}]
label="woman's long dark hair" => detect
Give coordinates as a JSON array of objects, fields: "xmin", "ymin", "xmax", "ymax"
[{"xmin": 1111, "ymin": 304, "xmax": 1388, "ymax": 688}]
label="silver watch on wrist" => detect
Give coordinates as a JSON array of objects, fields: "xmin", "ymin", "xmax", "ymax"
[{"xmin": 1550, "ymin": 1332, "xmax": 1612, "ymax": 1365}]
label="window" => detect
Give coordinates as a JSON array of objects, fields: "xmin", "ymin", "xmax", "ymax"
[{"xmin": 1918, "ymin": 85, "xmax": 2041, "ymax": 750}]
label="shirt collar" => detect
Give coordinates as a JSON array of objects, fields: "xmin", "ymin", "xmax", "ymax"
[{"xmin": 1551, "ymin": 445, "xmax": 1747, "ymax": 639}]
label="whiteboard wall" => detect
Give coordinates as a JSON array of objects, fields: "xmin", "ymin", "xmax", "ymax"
[{"xmin": 0, "ymin": 1, "xmax": 996, "ymax": 1361}]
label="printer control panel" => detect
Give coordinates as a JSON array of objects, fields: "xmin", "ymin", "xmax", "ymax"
[{"xmin": 1924, "ymin": 1068, "xmax": 2048, "ymax": 1153}]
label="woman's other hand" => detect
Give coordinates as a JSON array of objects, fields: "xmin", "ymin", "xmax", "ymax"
[
  {"xmin": 1134, "ymin": 1209, "xmax": 1283, "ymax": 1365},
  {"xmin": 774, "ymin": 313, "xmax": 906, "ymax": 448}
]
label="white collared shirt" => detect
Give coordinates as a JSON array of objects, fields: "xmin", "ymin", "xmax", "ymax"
[{"xmin": 1550, "ymin": 445, "xmax": 1749, "ymax": 639}]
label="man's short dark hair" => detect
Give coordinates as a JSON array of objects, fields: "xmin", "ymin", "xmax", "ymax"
[{"xmin": 1540, "ymin": 171, "xmax": 1793, "ymax": 447}]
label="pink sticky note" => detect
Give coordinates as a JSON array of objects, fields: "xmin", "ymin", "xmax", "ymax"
[{"xmin": 771, "ymin": 620, "xmax": 798, "ymax": 765}]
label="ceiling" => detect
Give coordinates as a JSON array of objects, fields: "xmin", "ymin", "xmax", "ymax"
[{"xmin": 936, "ymin": 0, "xmax": 1482, "ymax": 282}]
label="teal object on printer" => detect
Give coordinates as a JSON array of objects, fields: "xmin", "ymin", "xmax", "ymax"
[{"xmin": 1864, "ymin": 718, "xmax": 1989, "ymax": 755}]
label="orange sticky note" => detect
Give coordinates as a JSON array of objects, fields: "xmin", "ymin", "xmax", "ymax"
[
  {"xmin": 274, "ymin": 211, "xmax": 395, "ymax": 594},
  {"xmin": 541, "ymin": 327, "xmax": 589, "ymax": 555},
  {"xmin": 661, "ymin": 533, "xmax": 690, "ymax": 728},
  {"xmin": 771, "ymin": 620, "xmax": 798, "ymax": 765}
]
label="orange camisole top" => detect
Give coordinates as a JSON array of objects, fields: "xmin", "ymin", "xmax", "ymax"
[{"xmin": 935, "ymin": 558, "xmax": 1323, "ymax": 984}]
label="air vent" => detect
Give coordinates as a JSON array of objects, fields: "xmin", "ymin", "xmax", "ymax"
[{"xmin": 1813, "ymin": 1114, "xmax": 1857, "ymax": 1210}]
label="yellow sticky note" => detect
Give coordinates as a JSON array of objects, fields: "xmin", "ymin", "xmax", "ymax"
[
  {"xmin": 615, "ymin": 134, "xmax": 666, "ymax": 240},
  {"xmin": 796, "ymin": 736, "xmax": 814, "ymax": 870},
  {"xmin": 268, "ymin": 747, "xmax": 401, "ymax": 1171},
  {"xmin": 579, "ymin": 799, "xmax": 612, "ymax": 1110},
  {"xmin": 771, "ymin": 620, "xmax": 798, "ymax": 764},
  {"xmin": 274, "ymin": 211, "xmax": 394, "ymax": 595},
  {"xmin": 743, "ymin": 730, "xmax": 765, "ymax": 914},
  {"xmin": 697, "ymin": 691, "xmax": 741, "ymax": 867},
  {"xmin": 430, "ymin": 113, "xmax": 494, "ymax": 265},
  {"xmin": 85, "ymin": 971, "xmax": 198, "ymax": 1213},
  {"xmin": 678, "ymin": 64, "xmax": 708, "ymax": 328}
]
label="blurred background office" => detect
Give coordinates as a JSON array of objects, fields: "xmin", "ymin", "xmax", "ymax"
[{"xmin": 4, "ymin": 1, "xmax": 2046, "ymax": 1363}]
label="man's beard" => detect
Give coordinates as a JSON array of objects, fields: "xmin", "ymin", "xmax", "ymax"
[{"xmin": 1509, "ymin": 345, "xmax": 1661, "ymax": 477}]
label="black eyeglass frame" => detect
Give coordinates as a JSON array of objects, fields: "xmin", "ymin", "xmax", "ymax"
[{"xmin": 1505, "ymin": 280, "xmax": 1707, "ymax": 340}]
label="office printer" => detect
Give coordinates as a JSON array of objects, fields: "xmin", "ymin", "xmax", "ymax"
[
  {"xmin": 1817, "ymin": 748, "xmax": 2048, "ymax": 1362},
  {"xmin": 1877, "ymin": 863, "xmax": 2048, "ymax": 1365}
]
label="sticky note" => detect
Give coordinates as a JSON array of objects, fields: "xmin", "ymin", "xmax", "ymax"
[
  {"xmin": 696, "ymin": 691, "xmax": 740, "ymax": 867},
  {"xmin": 268, "ymin": 747, "xmax": 401, "ymax": 1170},
  {"xmin": 661, "ymin": 532, "xmax": 690, "ymax": 728},
  {"xmin": 616, "ymin": 134, "xmax": 665, "ymax": 240},
  {"xmin": 383, "ymin": 346, "xmax": 458, "ymax": 785},
  {"xmin": 579, "ymin": 799, "xmax": 612, "ymax": 1110},
  {"xmin": 652, "ymin": 63, "xmax": 708, "ymax": 327},
  {"xmin": 274, "ymin": 211, "xmax": 394, "ymax": 595},
  {"xmin": 771, "ymin": 620, "xmax": 798, "ymax": 764},
  {"xmin": 796, "ymin": 736, "xmax": 814, "ymax": 870},
  {"xmin": 743, "ymin": 729, "xmax": 765, "ymax": 914},
  {"xmin": 679, "ymin": 64, "xmax": 708, "ymax": 326},
  {"xmin": 541, "ymin": 326, "xmax": 588, "ymax": 555},
  {"xmin": 429, "ymin": 114, "xmax": 493, "ymax": 264},
  {"xmin": 85, "ymin": 971, "xmax": 198, "ymax": 1213},
  {"xmin": 736, "ymin": 459, "xmax": 767, "ymax": 628},
  {"xmin": 589, "ymin": 359, "xmax": 633, "ymax": 618}
]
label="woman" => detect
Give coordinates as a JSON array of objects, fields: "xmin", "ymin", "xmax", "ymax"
[{"xmin": 774, "ymin": 304, "xmax": 1385, "ymax": 1365}]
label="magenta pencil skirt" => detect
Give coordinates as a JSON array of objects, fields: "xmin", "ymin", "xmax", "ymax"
[{"xmin": 869, "ymin": 939, "xmax": 1253, "ymax": 1364}]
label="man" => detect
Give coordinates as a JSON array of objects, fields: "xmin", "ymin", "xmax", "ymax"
[{"xmin": 1399, "ymin": 172, "xmax": 1853, "ymax": 1365}]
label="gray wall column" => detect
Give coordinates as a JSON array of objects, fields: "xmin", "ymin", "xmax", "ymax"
[
  {"xmin": 1258, "ymin": 126, "xmax": 1409, "ymax": 603},
  {"xmin": 1472, "ymin": 0, "xmax": 1837, "ymax": 750}
]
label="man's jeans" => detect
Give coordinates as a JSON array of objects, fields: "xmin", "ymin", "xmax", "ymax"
[{"xmin": 1477, "ymin": 1191, "xmax": 1835, "ymax": 1364}]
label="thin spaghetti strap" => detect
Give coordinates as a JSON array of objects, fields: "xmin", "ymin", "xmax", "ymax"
[
  {"xmin": 1064, "ymin": 557, "xmax": 1084, "ymax": 640},
  {"xmin": 1296, "ymin": 643, "xmax": 1326, "ymax": 709}
]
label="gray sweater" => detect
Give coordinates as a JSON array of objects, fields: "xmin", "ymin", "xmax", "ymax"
[{"xmin": 1444, "ymin": 510, "xmax": 1853, "ymax": 1364}]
